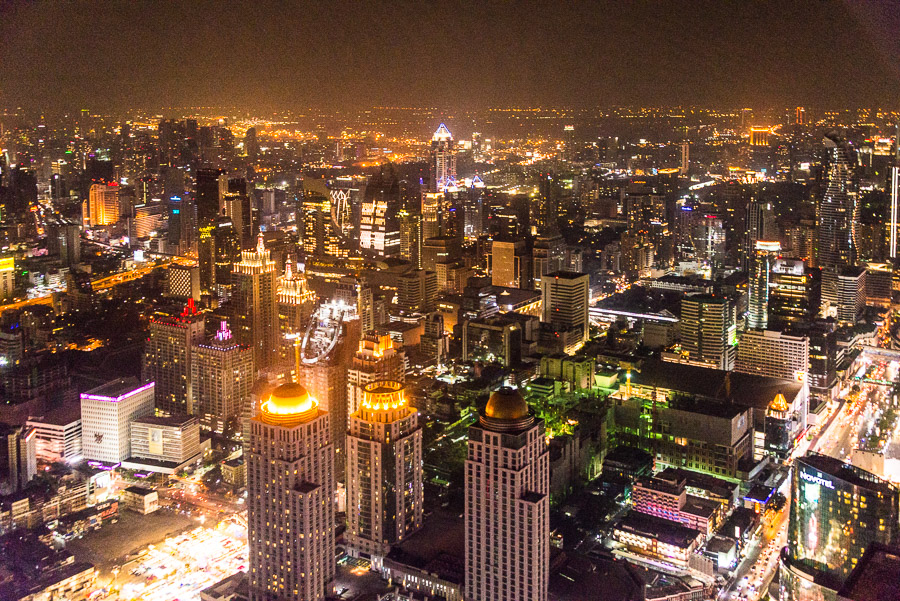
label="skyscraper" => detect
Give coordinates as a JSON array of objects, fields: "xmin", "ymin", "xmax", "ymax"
[
  {"xmin": 191, "ymin": 320, "xmax": 254, "ymax": 434},
  {"xmin": 541, "ymin": 271, "xmax": 590, "ymax": 348},
  {"xmin": 491, "ymin": 239, "xmax": 531, "ymax": 289},
  {"xmin": 465, "ymin": 387, "xmax": 549, "ymax": 601},
  {"xmin": 346, "ymin": 380, "xmax": 422, "ymax": 559},
  {"xmin": 748, "ymin": 240, "xmax": 780, "ymax": 330},
  {"xmin": 431, "ymin": 123, "xmax": 456, "ymax": 192},
  {"xmin": 87, "ymin": 183, "xmax": 120, "ymax": 227},
  {"xmin": 0, "ymin": 423, "xmax": 36, "ymax": 495},
  {"xmin": 347, "ymin": 333, "xmax": 405, "ymax": 415},
  {"xmin": 679, "ymin": 294, "xmax": 735, "ymax": 370},
  {"xmin": 231, "ymin": 235, "xmax": 279, "ymax": 371},
  {"xmin": 80, "ymin": 378, "xmax": 155, "ymax": 463},
  {"xmin": 277, "ymin": 260, "xmax": 317, "ymax": 364},
  {"xmin": 301, "ymin": 179, "xmax": 348, "ymax": 258},
  {"xmin": 359, "ymin": 168, "xmax": 401, "ymax": 257},
  {"xmin": 781, "ymin": 453, "xmax": 899, "ymax": 597},
  {"xmin": 247, "ymin": 382, "xmax": 335, "ymax": 601},
  {"xmin": 817, "ymin": 135, "xmax": 857, "ymax": 306},
  {"xmin": 142, "ymin": 299, "xmax": 205, "ymax": 416}
]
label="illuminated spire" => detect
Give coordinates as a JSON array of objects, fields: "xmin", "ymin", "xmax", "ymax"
[
  {"xmin": 256, "ymin": 233, "xmax": 265, "ymax": 254},
  {"xmin": 433, "ymin": 123, "xmax": 452, "ymax": 142},
  {"xmin": 285, "ymin": 259, "xmax": 293, "ymax": 280},
  {"xmin": 214, "ymin": 320, "xmax": 233, "ymax": 342}
]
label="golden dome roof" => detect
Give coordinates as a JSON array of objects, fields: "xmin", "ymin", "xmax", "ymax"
[
  {"xmin": 484, "ymin": 387, "xmax": 529, "ymax": 420},
  {"xmin": 262, "ymin": 382, "xmax": 316, "ymax": 416}
]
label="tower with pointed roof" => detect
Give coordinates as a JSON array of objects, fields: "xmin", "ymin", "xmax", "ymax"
[
  {"xmin": 142, "ymin": 299, "xmax": 205, "ymax": 415},
  {"xmin": 431, "ymin": 123, "xmax": 456, "ymax": 192},
  {"xmin": 191, "ymin": 320, "xmax": 254, "ymax": 433},
  {"xmin": 232, "ymin": 234, "xmax": 279, "ymax": 370},
  {"xmin": 465, "ymin": 387, "xmax": 549, "ymax": 601}
]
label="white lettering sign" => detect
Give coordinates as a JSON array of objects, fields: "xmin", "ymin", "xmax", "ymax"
[{"xmin": 800, "ymin": 471, "xmax": 834, "ymax": 489}]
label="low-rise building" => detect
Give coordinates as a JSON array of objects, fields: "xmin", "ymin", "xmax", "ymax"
[
  {"xmin": 221, "ymin": 458, "xmax": 246, "ymax": 488},
  {"xmin": 121, "ymin": 486, "xmax": 158, "ymax": 514},
  {"xmin": 613, "ymin": 513, "xmax": 703, "ymax": 569},
  {"xmin": 27, "ymin": 405, "xmax": 83, "ymax": 463},
  {"xmin": 123, "ymin": 415, "xmax": 201, "ymax": 474},
  {"xmin": 632, "ymin": 475, "xmax": 724, "ymax": 536}
]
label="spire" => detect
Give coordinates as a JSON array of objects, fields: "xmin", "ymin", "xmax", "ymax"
[
  {"xmin": 256, "ymin": 233, "xmax": 265, "ymax": 255},
  {"xmin": 214, "ymin": 320, "xmax": 233, "ymax": 342},
  {"xmin": 181, "ymin": 297, "xmax": 198, "ymax": 318},
  {"xmin": 433, "ymin": 123, "xmax": 452, "ymax": 141},
  {"xmin": 285, "ymin": 259, "xmax": 293, "ymax": 280}
]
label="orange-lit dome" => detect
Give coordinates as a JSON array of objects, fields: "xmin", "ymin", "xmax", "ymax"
[
  {"xmin": 484, "ymin": 387, "xmax": 529, "ymax": 420},
  {"xmin": 261, "ymin": 383, "xmax": 317, "ymax": 418}
]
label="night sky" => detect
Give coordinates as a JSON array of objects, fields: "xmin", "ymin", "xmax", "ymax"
[{"xmin": 1, "ymin": 0, "xmax": 899, "ymax": 112}]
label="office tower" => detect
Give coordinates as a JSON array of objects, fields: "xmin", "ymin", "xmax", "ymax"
[
  {"xmin": 397, "ymin": 269, "xmax": 437, "ymax": 313},
  {"xmin": 247, "ymin": 382, "xmax": 335, "ymax": 601},
  {"xmin": 837, "ymin": 266, "xmax": 866, "ymax": 325},
  {"xmin": 49, "ymin": 223, "xmax": 81, "ymax": 267},
  {"xmin": 0, "ymin": 257, "xmax": 13, "ymax": 300},
  {"xmin": 128, "ymin": 415, "xmax": 201, "ymax": 468},
  {"xmin": 244, "ymin": 127, "xmax": 260, "ymax": 161},
  {"xmin": 231, "ymin": 235, "xmax": 279, "ymax": 370},
  {"xmin": 347, "ymin": 333, "xmax": 405, "ymax": 415},
  {"xmin": 195, "ymin": 168, "xmax": 226, "ymax": 226},
  {"xmin": 328, "ymin": 175, "xmax": 365, "ymax": 249},
  {"xmin": 534, "ymin": 173, "xmax": 562, "ymax": 236},
  {"xmin": 795, "ymin": 106, "xmax": 806, "ymax": 125},
  {"xmin": 87, "ymin": 183, "xmax": 120, "ymax": 226},
  {"xmin": 463, "ymin": 181, "xmax": 485, "ymax": 239},
  {"xmin": 80, "ymin": 378, "xmax": 155, "ymax": 463},
  {"xmin": 532, "ymin": 235, "xmax": 567, "ymax": 290},
  {"xmin": 781, "ymin": 453, "xmax": 899, "ymax": 597},
  {"xmin": 399, "ymin": 210, "xmax": 422, "ymax": 268},
  {"xmin": 735, "ymin": 329, "xmax": 809, "ymax": 382},
  {"xmin": 421, "ymin": 312, "xmax": 448, "ymax": 367},
  {"xmin": 421, "ymin": 192, "xmax": 445, "ymax": 241},
  {"xmin": 745, "ymin": 197, "xmax": 775, "ymax": 268},
  {"xmin": 541, "ymin": 271, "xmax": 590, "ymax": 347},
  {"xmin": 212, "ymin": 215, "xmax": 242, "ymax": 300},
  {"xmin": 191, "ymin": 321, "xmax": 254, "ymax": 434},
  {"xmin": 142, "ymin": 300, "xmax": 205, "ymax": 416},
  {"xmin": 748, "ymin": 240, "xmax": 780, "ymax": 329},
  {"xmin": 346, "ymin": 380, "xmax": 422, "ymax": 558},
  {"xmin": 431, "ymin": 123, "xmax": 456, "ymax": 192},
  {"xmin": 0, "ymin": 423, "xmax": 36, "ymax": 494},
  {"xmin": 891, "ymin": 122, "xmax": 900, "ymax": 259},
  {"xmin": 770, "ymin": 259, "xmax": 821, "ymax": 324},
  {"xmin": 301, "ymin": 178, "xmax": 348, "ymax": 258},
  {"xmin": 465, "ymin": 387, "xmax": 549, "ymax": 601},
  {"xmin": 679, "ymin": 294, "xmax": 735, "ymax": 370},
  {"xmin": 26, "ymin": 407, "xmax": 82, "ymax": 463},
  {"xmin": 624, "ymin": 187, "xmax": 672, "ymax": 267},
  {"xmin": 679, "ymin": 141, "xmax": 689, "ymax": 175},
  {"xmin": 692, "ymin": 215, "xmax": 726, "ymax": 274},
  {"xmin": 222, "ymin": 178, "xmax": 255, "ymax": 248},
  {"xmin": 749, "ymin": 127, "xmax": 770, "ymax": 147},
  {"xmin": 421, "ymin": 236, "xmax": 460, "ymax": 272},
  {"xmin": 277, "ymin": 261, "xmax": 317, "ymax": 363},
  {"xmin": 165, "ymin": 264, "xmax": 200, "ymax": 302},
  {"xmin": 491, "ymin": 239, "xmax": 531, "ymax": 289},
  {"xmin": 818, "ymin": 135, "xmax": 857, "ymax": 306},
  {"xmin": 198, "ymin": 222, "xmax": 217, "ymax": 294},
  {"xmin": 359, "ymin": 168, "xmax": 402, "ymax": 257}
]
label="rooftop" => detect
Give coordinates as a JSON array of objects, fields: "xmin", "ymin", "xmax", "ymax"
[
  {"xmin": 82, "ymin": 377, "xmax": 147, "ymax": 400},
  {"xmin": 839, "ymin": 543, "xmax": 900, "ymax": 601},
  {"xmin": 617, "ymin": 513, "xmax": 702, "ymax": 548},
  {"xmin": 549, "ymin": 552, "xmax": 644, "ymax": 601},
  {"xmin": 799, "ymin": 453, "xmax": 899, "ymax": 498},
  {"xmin": 132, "ymin": 414, "xmax": 198, "ymax": 428}
]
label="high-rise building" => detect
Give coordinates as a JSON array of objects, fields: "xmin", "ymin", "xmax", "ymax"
[
  {"xmin": 346, "ymin": 381, "xmax": 422, "ymax": 558},
  {"xmin": 231, "ymin": 235, "xmax": 279, "ymax": 370},
  {"xmin": 431, "ymin": 123, "xmax": 456, "ymax": 192},
  {"xmin": 142, "ymin": 300, "xmax": 205, "ymax": 416},
  {"xmin": 735, "ymin": 329, "xmax": 809, "ymax": 383},
  {"xmin": 198, "ymin": 222, "xmax": 217, "ymax": 295},
  {"xmin": 397, "ymin": 269, "xmax": 437, "ymax": 313},
  {"xmin": 465, "ymin": 387, "xmax": 549, "ymax": 601},
  {"xmin": 359, "ymin": 168, "xmax": 401, "ymax": 257},
  {"xmin": 301, "ymin": 179, "xmax": 348, "ymax": 258},
  {"xmin": 195, "ymin": 168, "xmax": 226, "ymax": 227},
  {"xmin": 347, "ymin": 333, "xmax": 405, "ymax": 415},
  {"xmin": 0, "ymin": 423, "xmax": 36, "ymax": 494},
  {"xmin": 540, "ymin": 271, "xmax": 590, "ymax": 348},
  {"xmin": 491, "ymin": 239, "xmax": 531, "ymax": 289},
  {"xmin": 421, "ymin": 192, "xmax": 445, "ymax": 241},
  {"xmin": 87, "ymin": 183, "xmax": 120, "ymax": 227},
  {"xmin": 80, "ymin": 378, "xmax": 155, "ymax": 463},
  {"xmin": 532, "ymin": 235, "xmax": 567, "ymax": 290},
  {"xmin": 781, "ymin": 453, "xmax": 900, "ymax": 597},
  {"xmin": 165, "ymin": 264, "xmax": 201, "ymax": 302},
  {"xmin": 770, "ymin": 259, "xmax": 821, "ymax": 325},
  {"xmin": 191, "ymin": 321, "xmax": 254, "ymax": 434},
  {"xmin": 837, "ymin": 266, "xmax": 866, "ymax": 325},
  {"xmin": 748, "ymin": 240, "xmax": 780, "ymax": 329},
  {"xmin": 678, "ymin": 294, "xmax": 735, "ymax": 370},
  {"xmin": 222, "ymin": 177, "xmax": 255, "ymax": 248},
  {"xmin": 247, "ymin": 383, "xmax": 335, "ymax": 601},
  {"xmin": 398, "ymin": 210, "xmax": 422, "ymax": 268},
  {"xmin": 817, "ymin": 135, "xmax": 857, "ymax": 306},
  {"xmin": 277, "ymin": 261, "xmax": 318, "ymax": 363}
]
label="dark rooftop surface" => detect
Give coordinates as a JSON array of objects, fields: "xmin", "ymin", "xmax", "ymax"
[
  {"xmin": 839, "ymin": 543, "xmax": 900, "ymax": 601},
  {"xmin": 131, "ymin": 414, "xmax": 198, "ymax": 427},
  {"xmin": 82, "ymin": 377, "xmax": 143, "ymax": 398},
  {"xmin": 799, "ymin": 453, "xmax": 899, "ymax": 498},
  {"xmin": 385, "ymin": 510, "xmax": 465, "ymax": 585},
  {"xmin": 617, "ymin": 512, "xmax": 702, "ymax": 548},
  {"xmin": 549, "ymin": 552, "xmax": 644, "ymax": 601},
  {"xmin": 27, "ymin": 403, "xmax": 82, "ymax": 426},
  {"xmin": 124, "ymin": 485, "xmax": 155, "ymax": 496}
]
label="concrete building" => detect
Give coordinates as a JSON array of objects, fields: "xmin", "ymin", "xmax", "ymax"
[
  {"xmin": 397, "ymin": 269, "xmax": 437, "ymax": 314},
  {"xmin": 125, "ymin": 415, "xmax": 201, "ymax": 473},
  {"xmin": 277, "ymin": 261, "xmax": 317, "ymax": 363},
  {"xmin": 231, "ymin": 235, "xmax": 279, "ymax": 370},
  {"xmin": 677, "ymin": 293, "xmax": 736, "ymax": 370},
  {"xmin": 121, "ymin": 486, "xmax": 159, "ymax": 514},
  {"xmin": 26, "ymin": 405, "xmax": 82, "ymax": 463},
  {"xmin": 247, "ymin": 383, "xmax": 335, "ymax": 601},
  {"xmin": 346, "ymin": 381, "xmax": 422, "ymax": 560},
  {"xmin": 191, "ymin": 321, "xmax": 254, "ymax": 433},
  {"xmin": 87, "ymin": 183, "xmax": 119, "ymax": 227},
  {"xmin": 142, "ymin": 300, "xmax": 205, "ymax": 416},
  {"xmin": 736, "ymin": 329, "xmax": 809, "ymax": 382},
  {"xmin": 80, "ymin": 379, "xmax": 155, "ymax": 463},
  {"xmin": 541, "ymin": 271, "xmax": 590, "ymax": 349},
  {"xmin": 0, "ymin": 423, "xmax": 36, "ymax": 494},
  {"xmin": 465, "ymin": 388, "xmax": 549, "ymax": 601},
  {"xmin": 165, "ymin": 264, "xmax": 200, "ymax": 302},
  {"xmin": 491, "ymin": 239, "xmax": 531, "ymax": 289},
  {"xmin": 748, "ymin": 241, "xmax": 780, "ymax": 329},
  {"xmin": 837, "ymin": 266, "xmax": 866, "ymax": 325}
]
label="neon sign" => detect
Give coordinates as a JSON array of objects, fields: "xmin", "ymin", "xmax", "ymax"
[{"xmin": 800, "ymin": 471, "xmax": 834, "ymax": 489}]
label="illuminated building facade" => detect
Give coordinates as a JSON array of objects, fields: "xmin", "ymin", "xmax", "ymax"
[
  {"xmin": 231, "ymin": 235, "xmax": 279, "ymax": 370},
  {"xmin": 781, "ymin": 453, "xmax": 900, "ymax": 599},
  {"xmin": 0, "ymin": 257, "xmax": 14, "ymax": 300},
  {"xmin": 770, "ymin": 259, "xmax": 821, "ymax": 325},
  {"xmin": 301, "ymin": 181, "xmax": 348, "ymax": 258},
  {"xmin": 735, "ymin": 329, "xmax": 809, "ymax": 383},
  {"xmin": 80, "ymin": 378, "xmax": 155, "ymax": 463},
  {"xmin": 247, "ymin": 383, "xmax": 335, "ymax": 601},
  {"xmin": 678, "ymin": 294, "xmax": 735, "ymax": 370},
  {"xmin": 141, "ymin": 300, "xmax": 205, "ymax": 416},
  {"xmin": 346, "ymin": 381, "xmax": 422, "ymax": 559},
  {"xmin": 817, "ymin": 136, "xmax": 857, "ymax": 307},
  {"xmin": 191, "ymin": 321, "xmax": 254, "ymax": 434},
  {"xmin": 359, "ymin": 169, "xmax": 401, "ymax": 257},
  {"xmin": 277, "ymin": 261, "xmax": 318, "ymax": 364},
  {"xmin": 465, "ymin": 387, "xmax": 549, "ymax": 601},
  {"xmin": 0, "ymin": 423, "xmax": 36, "ymax": 494},
  {"xmin": 347, "ymin": 333, "xmax": 405, "ymax": 415},
  {"xmin": 748, "ymin": 240, "xmax": 780, "ymax": 329},
  {"xmin": 491, "ymin": 239, "xmax": 531, "ymax": 289},
  {"xmin": 87, "ymin": 183, "xmax": 119, "ymax": 227},
  {"xmin": 540, "ymin": 271, "xmax": 590, "ymax": 348},
  {"xmin": 431, "ymin": 123, "xmax": 456, "ymax": 192}
]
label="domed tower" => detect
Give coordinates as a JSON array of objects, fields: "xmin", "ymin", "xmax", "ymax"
[
  {"xmin": 465, "ymin": 387, "xmax": 549, "ymax": 601},
  {"xmin": 247, "ymin": 379, "xmax": 335, "ymax": 601},
  {"xmin": 346, "ymin": 380, "xmax": 422, "ymax": 561}
]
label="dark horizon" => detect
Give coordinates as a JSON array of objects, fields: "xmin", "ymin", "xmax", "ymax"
[{"xmin": 2, "ymin": 0, "xmax": 900, "ymax": 114}]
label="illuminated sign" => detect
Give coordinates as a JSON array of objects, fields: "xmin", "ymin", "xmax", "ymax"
[
  {"xmin": 0, "ymin": 258, "xmax": 14, "ymax": 271},
  {"xmin": 800, "ymin": 470, "xmax": 835, "ymax": 489}
]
